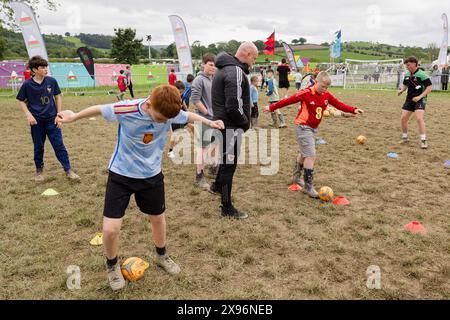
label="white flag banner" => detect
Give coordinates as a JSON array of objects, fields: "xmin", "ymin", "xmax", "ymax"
[
  {"xmin": 168, "ymin": 15, "xmax": 193, "ymax": 75},
  {"xmin": 10, "ymin": 2, "xmax": 49, "ymax": 62},
  {"xmin": 437, "ymin": 13, "xmax": 448, "ymax": 69}
]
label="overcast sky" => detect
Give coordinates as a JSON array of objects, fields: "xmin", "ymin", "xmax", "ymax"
[{"xmin": 34, "ymin": 0, "xmax": 450, "ymax": 47}]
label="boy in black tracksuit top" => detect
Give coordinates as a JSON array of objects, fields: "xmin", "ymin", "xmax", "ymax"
[{"xmin": 209, "ymin": 44, "xmax": 258, "ymax": 219}]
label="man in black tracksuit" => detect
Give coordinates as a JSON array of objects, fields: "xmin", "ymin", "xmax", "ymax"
[{"xmin": 209, "ymin": 42, "xmax": 259, "ymax": 219}]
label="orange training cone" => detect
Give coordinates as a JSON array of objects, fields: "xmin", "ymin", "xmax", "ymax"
[
  {"xmin": 404, "ymin": 221, "xmax": 427, "ymax": 234},
  {"xmin": 288, "ymin": 184, "xmax": 302, "ymax": 191},
  {"xmin": 332, "ymin": 196, "xmax": 350, "ymax": 205}
]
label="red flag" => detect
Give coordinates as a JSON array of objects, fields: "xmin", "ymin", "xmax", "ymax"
[{"xmin": 264, "ymin": 31, "xmax": 275, "ymax": 55}]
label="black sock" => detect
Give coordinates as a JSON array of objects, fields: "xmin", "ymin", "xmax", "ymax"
[
  {"xmin": 304, "ymin": 168, "xmax": 314, "ymax": 184},
  {"xmin": 106, "ymin": 256, "xmax": 118, "ymax": 267},
  {"xmin": 156, "ymin": 246, "xmax": 166, "ymax": 256}
]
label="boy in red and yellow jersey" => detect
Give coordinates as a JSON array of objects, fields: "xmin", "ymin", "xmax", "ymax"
[
  {"xmin": 263, "ymin": 72, "xmax": 364, "ymax": 198},
  {"xmin": 116, "ymin": 70, "xmax": 128, "ymax": 101}
]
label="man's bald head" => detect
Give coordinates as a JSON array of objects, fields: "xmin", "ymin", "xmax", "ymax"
[{"xmin": 235, "ymin": 42, "xmax": 259, "ymax": 68}]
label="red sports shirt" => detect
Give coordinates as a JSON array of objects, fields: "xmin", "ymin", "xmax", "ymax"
[
  {"xmin": 23, "ymin": 70, "xmax": 31, "ymax": 81},
  {"xmin": 269, "ymin": 87, "xmax": 356, "ymax": 129},
  {"xmin": 168, "ymin": 73, "xmax": 177, "ymax": 86},
  {"xmin": 117, "ymin": 75, "xmax": 127, "ymax": 92}
]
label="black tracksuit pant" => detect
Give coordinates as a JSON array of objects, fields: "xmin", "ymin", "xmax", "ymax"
[{"xmin": 215, "ymin": 128, "xmax": 242, "ymax": 209}]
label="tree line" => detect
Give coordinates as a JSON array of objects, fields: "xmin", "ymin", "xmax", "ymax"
[{"xmin": 0, "ymin": 26, "xmax": 442, "ymax": 64}]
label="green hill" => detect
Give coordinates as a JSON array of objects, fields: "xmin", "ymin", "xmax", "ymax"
[
  {"xmin": 64, "ymin": 36, "xmax": 84, "ymax": 48},
  {"xmin": 257, "ymin": 49, "xmax": 394, "ymax": 63},
  {"xmin": 256, "ymin": 40, "xmax": 443, "ymax": 64},
  {"xmin": 0, "ymin": 28, "xmax": 111, "ymax": 60},
  {"xmin": 0, "ymin": 27, "xmax": 76, "ymax": 59},
  {"xmin": 65, "ymin": 36, "xmax": 110, "ymax": 56}
]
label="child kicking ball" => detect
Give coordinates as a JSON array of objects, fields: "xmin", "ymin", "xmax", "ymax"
[{"xmin": 263, "ymin": 72, "xmax": 364, "ymax": 198}]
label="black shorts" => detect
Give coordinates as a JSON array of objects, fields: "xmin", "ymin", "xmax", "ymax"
[
  {"xmin": 171, "ymin": 123, "xmax": 186, "ymax": 131},
  {"xmin": 403, "ymin": 101, "xmax": 426, "ymax": 112},
  {"xmin": 279, "ymin": 79, "xmax": 290, "ymax": 89},
  {"xmin": 251, "ymin": 103, "xmax": 259, "ymax": 118},
  {"xmin": 103, "ymin": 171, "xmax": 165, "ymax": 219}
]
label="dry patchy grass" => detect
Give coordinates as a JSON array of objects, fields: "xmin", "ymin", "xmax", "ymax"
[{"xmin": 0, "ymin": 89, "xmax": 449, "ymax": 299}]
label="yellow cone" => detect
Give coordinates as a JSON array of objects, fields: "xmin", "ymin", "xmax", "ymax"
[
  {"xmin": 41, "ymin": 188, "xmax": 59, "ymax": 196},
  {"xmin": 89, "ymin": 232, "xmax": 103, "ymax": 246}
]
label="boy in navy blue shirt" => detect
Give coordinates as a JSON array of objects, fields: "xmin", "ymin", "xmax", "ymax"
[{"xmin": 16, "ymin": 56, "xmax": 79, "ymax": 182}]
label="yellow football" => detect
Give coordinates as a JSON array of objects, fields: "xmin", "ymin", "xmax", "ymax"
[
  {"xmin": 356, "ymin": 135, "xmax": 367, "ymax": 145},
  {"xmin": 121, "ymin": 257, "xmax": 148, "ymax": 281},
  {"xmin": 319, "ymin": 186, "xmax": 334, "ymax": 201}
]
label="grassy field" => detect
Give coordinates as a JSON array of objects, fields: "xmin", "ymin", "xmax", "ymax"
[
  {"xmin": 0, "ymin": 88, "xmax": 449, "ymax": 299},
  {"xmin": 64, "ymin": 36, "xmax": 85, "ymax": 48}
]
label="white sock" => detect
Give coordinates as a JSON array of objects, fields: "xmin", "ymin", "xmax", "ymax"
[
  {"xmin": 402, "ymin": 133, "xmax": 408, "ymax": 139},
  {"xmin": 420, "ymin": 134, "xmax": 426, "ymax": 141}
]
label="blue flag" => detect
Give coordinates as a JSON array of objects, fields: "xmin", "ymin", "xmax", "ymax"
[{"xmin": 330, "ymin": 30, "xmax": 341, "ymax": 58}]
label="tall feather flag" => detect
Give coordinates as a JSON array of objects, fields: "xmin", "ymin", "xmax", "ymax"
[
  {"xmin": 281, "ymin": 41, "xmax": 298, "ymax": 72},
  {"xmin": 168, "ymin": 15, "xmax": 194, "ymax": 75},
  {"xmin": 329, "ymin": 42, "xmax": 335, "ymax": 58},
  {"xmin": 437, "ymin": 13, "xmax": 448, "ymax": 69},
  {"xmin": 264, "ymin": 31, "xmax": 275, "ymax": 55},
  {"xmin": 295, "ymin": 55, "xmax": 304, "ymax": 68},
  {"xmin": 77, "ymin": 47, "xmax": 95, "ymax": 80},
  {"xmin": 10, "ymin": 2, "xmax": 49, "ymax": 66},
  {"xmin": 330, "ymin": 30, "xmax": 342, "ymax": 58}
]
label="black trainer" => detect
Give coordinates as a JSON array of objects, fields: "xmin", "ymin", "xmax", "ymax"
[
  {"xmin": 208, "ymin": 182, "xmax": 221, "ymax": 195},
  {"xmin": 220, "ymin": 205, "xmax": 248, "ymax": 219}
]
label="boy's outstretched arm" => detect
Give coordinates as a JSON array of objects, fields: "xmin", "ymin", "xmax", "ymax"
[
  {"xmin": 186, "ymin": 112, "xmax": 225, "ymax": 130},
  {"xmin": 57, "ymin": 105, "xmax": 103, "ymax": 123},
  {"xmin": 263, "ymin": 90, "xmax": 306, "ymax": 113},
  {"xmin": 328, "ymin": 94, "xmax": 364, "ymax": 115}
]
